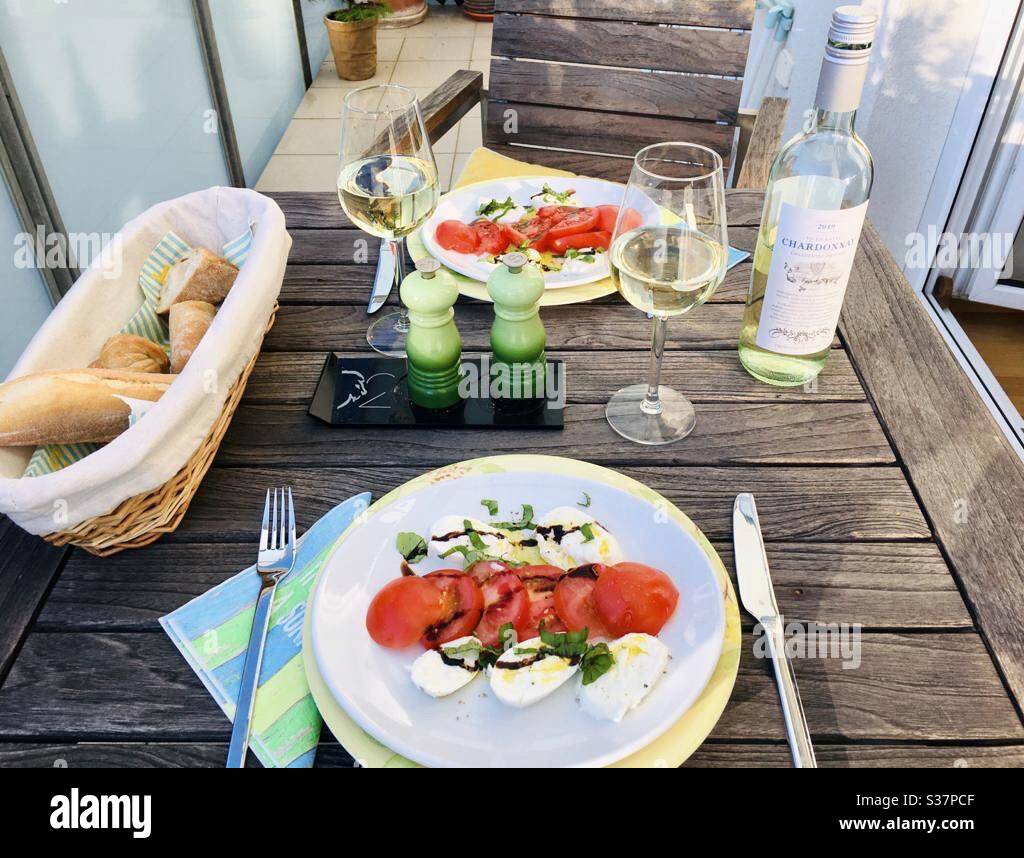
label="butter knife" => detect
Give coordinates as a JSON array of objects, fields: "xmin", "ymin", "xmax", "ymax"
[
  {"xmin": 733, "ymin": 493, "xmax": 817, "ymax": 768},
  {"xmin": 368, "ymin": 239, "xmax": 396, "ymax": 314}
]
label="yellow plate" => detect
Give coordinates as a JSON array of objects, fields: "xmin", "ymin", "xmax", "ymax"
[{"xmin": 302, "ymin": 455, "xmax": 741, "ymax": 768}]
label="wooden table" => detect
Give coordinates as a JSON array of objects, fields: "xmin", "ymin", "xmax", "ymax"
[{"xmin": 1, "ymin": 188, "xmax": 1022, "ymax": 768}]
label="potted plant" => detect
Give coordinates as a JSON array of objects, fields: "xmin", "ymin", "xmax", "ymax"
[
  {"xmin": 324, "ymin": 1, "xmax": 392, "ymax": 81},
  {"xmin": 379, "ymin": 0, "xmax": 429, "ymax": 29}
]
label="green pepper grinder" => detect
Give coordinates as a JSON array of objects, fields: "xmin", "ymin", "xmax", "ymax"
[
  {"xmin": 487, "ymin": 252, "xmax": 547, "ymax": 401},
  {"xmin": 401, "ymin": 257, "xmax": 463, "ymax": 410}
]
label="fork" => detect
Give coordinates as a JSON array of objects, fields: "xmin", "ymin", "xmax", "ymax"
[{"xmin": 226, "ymin": 487, "xmax": 296, "ymax": 768}]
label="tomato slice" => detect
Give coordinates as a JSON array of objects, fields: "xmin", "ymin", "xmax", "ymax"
[
  {"xmin": 547, "ymin": 207, "xmax": 599, "ymax": 239},
  {"xmin": 366, "ymin": 576, "xmax": 447, "ymax": 649},
  {"xmin": 553, "ymin": 564, "xmax": 612, "ymax": 640},
  {"xmin": 474, "ymin": 570, "xmax": 530, "ymax": 647},
  {"xmin": 619, "ymin": 207, "xmax": 643, "ymax": 234},
  {"xmin": 435, "ymin": 220, "xmax": 479, "ymax": 254},
  {"xmin": 466, "ymin": 559, "xmax": 511, "ymax": 586},
  {"xmin": 596, "ymin": 204, "xmax": 619, "ymax": 233},
  {"xmin": 471, "ymin": 218, "xmax": 510, "ymax": 256},
  {"xmin": 550, "ymin": 231, "xmax": 611, "ymax": 255},
  {"xmin": 502, "ymin": 222, "xmax": 529, "ymax": 249},
  {"xmin": 517, "ymin": 564, "xmax": 567, "ymax": 639},
  {"xmin": 593, "ymin": 562, "xmax": 679, "ymax": 636},
  {"xmin": 420, "ymin": 570, "xmax": 484, "ymax": 648},
  {"xmin": 536, "ymin": 205, "xmax": 573, "ymax": 223}
]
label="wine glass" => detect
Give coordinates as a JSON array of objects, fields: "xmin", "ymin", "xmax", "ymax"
[
  {"xmin": 606, "ymin": 143, "xmax": 729, "ymax": 444},
  {"xmin": 338, "ymin": 84, "xmax": 441, "ymax": 356}
]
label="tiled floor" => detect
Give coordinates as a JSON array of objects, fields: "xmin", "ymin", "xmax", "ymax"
[{"xmin": 256, "ymin": 6, "xmax": 490, "ymax": 194}]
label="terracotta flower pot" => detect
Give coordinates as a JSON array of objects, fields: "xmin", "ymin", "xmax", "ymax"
[
  {"xmin": 462, "ymin": 0, "xmax": 495, "ymax": 21},
  {"xmin": 325, "ymin": 15, "xmax": 378, "ymax": 81},
  {"xmin": 379, "ymin": 0, "xmax": 428, "ymax": 29}
]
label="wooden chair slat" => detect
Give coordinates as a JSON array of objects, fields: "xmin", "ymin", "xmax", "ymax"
[
  {"xmin": 493, "ymin": 13, "xmax": 751, "ymax": 77},
  {"xmin": 495, "ymin": 0, "xmax": 755, "ymax": 29},
  {"xmin": 489, "ymin": 57, "xmax": 742, "ymax": 124}
]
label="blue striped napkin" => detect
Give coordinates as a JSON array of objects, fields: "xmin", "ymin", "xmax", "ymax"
[
  {"xmin": 24, "ymin": 228, "xmax": 254, "ymax": 477},
  {"xmin": 160, "ymin": 493, "xmax": 371, "ymax": 768}
]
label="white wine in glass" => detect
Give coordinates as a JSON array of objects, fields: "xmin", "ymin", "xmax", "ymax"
[
  {"xmin": 338, "ymin": 85, "xmax": 440, "ymax": 357},
  {"xmin": 606, "ymin": 143, "xmax": 729, "ymax": 445}
]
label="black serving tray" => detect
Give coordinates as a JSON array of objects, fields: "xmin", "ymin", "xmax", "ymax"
[{"xmin": 307, "ymin": 353, "xmax": 564, "ymax": 430}]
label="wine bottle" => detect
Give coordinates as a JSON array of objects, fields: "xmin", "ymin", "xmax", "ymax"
[{"xmin": 739, "ymin": 6, "xmax": 877, "ymax": 386}]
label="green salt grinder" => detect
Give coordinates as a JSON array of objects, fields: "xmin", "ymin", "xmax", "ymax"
[
  {"xmin": 487, "ymin": 252, "xmax": 547, "ymax": 402},
  {"xmin": 401, "ymin": 257, "xmax": 462, "ymax": 410}
]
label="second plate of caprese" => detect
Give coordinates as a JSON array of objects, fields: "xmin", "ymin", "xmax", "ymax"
[{"xmin": 307, "ymin": 455, "xmax": 728, "ymax": 768}]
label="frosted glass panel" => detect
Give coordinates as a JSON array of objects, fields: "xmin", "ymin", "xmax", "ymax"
[
  {"xmin": 210, "ymin": 0, "xmax": 308, "ymax": 185},
  {"xmin": 0, "ymin": 180, "xmax": 55, "ymax": 378},
  {"xmin": 0, "ymin": 0, "xmax": 230, "ymax": 258},
  {"xmin": 302, "ymin": 0, "xmax": 347, "ymax": 77}
]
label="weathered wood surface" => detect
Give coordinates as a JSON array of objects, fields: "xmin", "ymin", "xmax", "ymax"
[
  {"xmin": 36, "ymin": 540, "xmax": 968, "ymax": 633},
  {"xmin": 217, "ymin": 401, "xmax": 893, "ymax": 468},
  {"xmin": 488, "ymin": 59, "xmax": 744, "ymax": 125},
  {"xmin": 143, "ymin": 465, "xmax": 931, "ymax": 544},
  {"xmin": 737, "ymin": 96, "xmax": 790, "ymax": 191},
  {"xmin": 495, "ymin": 0, "xmax": 755, "ymax": 29},
  {"xmin": 4, "ymin": 740, "xmax": 1020, "ymax": 768},
  {"xmin": 262, "ymin": 303, "xmax": 841, "ymax": 353},
  {"xmin": 244, "ymin": 350, "xmax": 867, "ymax": 404},
  {"xmin": 0, "ymin": 631, "xmax": 1017, "ymax": 742},
  {"xmin": 842, "ymin": 222, "xmax": 1024, "ymax": 709},
  {"xmin": 493, "ymin": 13, "xmax": 751, "ymax": 77},
  {"xmin": 418, "ymin": 70, "xmax": 483, "ymax": 144},
  {"xmin": 0, "ymin": 518, "xmax": 67, "ymax": 680}
]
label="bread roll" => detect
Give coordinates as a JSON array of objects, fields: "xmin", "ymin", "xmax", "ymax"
[
  {"xmin": 169, "ymin": 300, "xmax": 216, "ymax": 373},
  {"xmin": 0, "ymin": 368, "xmax": 176, "ymax": 447},
  {"xmin": 157, "ymin": 248, "xmax": 238, "ymax": 314},
  {"xmin": 90, "ymin": 333, "xmax": 169, "ymax": 374}
]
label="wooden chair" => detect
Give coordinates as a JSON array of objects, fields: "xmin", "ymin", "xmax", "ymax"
[{"xmin": 417, "ymin": 1, "xmax": 788, "ymax": 189}]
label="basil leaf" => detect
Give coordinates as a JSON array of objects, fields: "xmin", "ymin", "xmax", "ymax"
[
  {"xmin": 395, "ymin": 532, "xmax": 427, "ymax": 563},
  {"xmin": 493, "ymin": 503, "xmax": 535, "ymax": 531},
  {"xmin": 481, "ymin": 499, "xmax": 499, "ymax": 516},
  {"xmin": 578, "ymin": 492, "xmax": 591, "ymax": 508},
  {"xmin": 579, "ymin": 522, "xmax": 596, "ymax": 543},
  {"xmin": 439, "ymin": 544, "xmax": 486, "ymax": 566},
  {"xmin": 581, "ymin": 643, "xmax": 615, "ymax": 685},
  {"xmin": 477, "ymin": 196, "xmax": 516, "ymax": 220}
]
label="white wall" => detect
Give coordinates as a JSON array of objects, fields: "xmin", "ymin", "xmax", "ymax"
[{"xmin": 742, "ymin": 0, "xmax": 1017, "ymax": 286}]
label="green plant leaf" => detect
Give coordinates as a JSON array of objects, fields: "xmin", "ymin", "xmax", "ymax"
[{"xmin": 395, "ymin": 531, "xmax": 427, "ymax": 563}]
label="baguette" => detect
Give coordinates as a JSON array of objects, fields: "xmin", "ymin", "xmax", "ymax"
[
  {"xmin": 157, "ymin": 248, "xmax": 238, "ymax": 314},
  {"xmin": 0, "ymin": 368, "xmax": 176, "ymax": 447},
  {"xmin": 169, "ymin": 300, "xmax": 216, "ymax": 373},
  {"xmin": 90, "ymin": 333, "xmax": 169, "ymax": 374}
]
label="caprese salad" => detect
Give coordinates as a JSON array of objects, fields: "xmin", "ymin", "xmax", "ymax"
[
  {"xmin": 432, "ymin": 184, "xmax": 642, "ymax": 274},
  {"xmin": 364, "ymin": 499, "xmax": 680, "ymax": 722}
]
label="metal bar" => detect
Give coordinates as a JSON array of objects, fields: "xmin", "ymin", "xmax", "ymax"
[
  {"xmin": 292, "ymin": 0, "xmax": 314, "ymax": 89},
  {"xmin": 0, "ymin": 45, "xmax": 76, "ymax": 299},
  {"xmin": 191, "ymin": 0, "xmax": 246, "ymax": 188}
]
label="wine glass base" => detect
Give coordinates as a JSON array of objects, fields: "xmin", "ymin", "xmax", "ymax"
[
  {"xmin": 605, "ymin": 384, "xmax": 696, "ymax": 445},
  {"xmin": 367, "ymin": 311, "xmax": 408, "ymax": 358}
]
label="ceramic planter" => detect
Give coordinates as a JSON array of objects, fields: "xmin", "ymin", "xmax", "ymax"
[
  {"xmin": 379, "ymin": 0, "xmax": 428, "ymax": 28},
  {"xmin": 325, "ymin": 15, "xmax": 378, "ymax": 81}
]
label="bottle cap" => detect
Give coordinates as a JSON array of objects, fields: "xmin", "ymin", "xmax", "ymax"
[
  {"xmin": 502, "ymin": 252, "xmax": 527, "ymax": 273},
  {"xmin": 415, "ymin": 257, "xmax": 441, "ymax": 279},
  {"xmin": 827, "ymin": 6, "xmax": 878, "ymax": 61}
]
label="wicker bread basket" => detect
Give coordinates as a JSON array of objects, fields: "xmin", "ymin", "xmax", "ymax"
[{"xmin": 39, "ymin": 306, "xmax": 277, "ymax": 557}]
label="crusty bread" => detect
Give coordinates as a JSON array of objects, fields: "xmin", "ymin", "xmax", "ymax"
[
  {"xmin": 0, "ymin": 368, "xmax": 176, "ymax": 447},
  {"xmin": 90, "ymin": 333, "xmax": 169, "ymax": 374},
  {"xmin": 169, "ymin": 300, "xmax": 216, "ymax": 373},
  {"xmin": 156, "ymin": 248, "xmax": 238, "ymax": 314}
]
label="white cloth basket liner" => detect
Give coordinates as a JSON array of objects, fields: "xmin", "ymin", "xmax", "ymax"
[{"xmin": 0, "ymin": 186, "xmax": 291, "ymax": 535}]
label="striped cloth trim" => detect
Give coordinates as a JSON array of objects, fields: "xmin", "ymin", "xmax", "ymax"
[{"xmin": 23, "ymin": 227, "xmax": 254, "ymax": 478}]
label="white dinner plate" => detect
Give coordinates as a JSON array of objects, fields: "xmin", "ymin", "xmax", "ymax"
[
  {"xmin": 419, "ymin": 175, "xmax": 657, "ymax": 289},
  {"xmin": 308, "ymin": 456, "xmax": 726, "ymax": 768}
]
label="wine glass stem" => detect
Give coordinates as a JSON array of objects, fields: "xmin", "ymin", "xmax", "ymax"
[
  {"xmin": 642, "ymin": 315, "xmax": 667, "ymax": 416},
  {"xmin": 391, "ymin": 237, "xmax": 410, "ymax": 334}
]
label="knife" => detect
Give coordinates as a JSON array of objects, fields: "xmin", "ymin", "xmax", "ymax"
[
  {"xmin": 368, "ymin": 239, "xmax": 396, "ymax": 314},
  {"xmin": 733, "ymin": 493, "xmax": 817, "ymax": 768}
]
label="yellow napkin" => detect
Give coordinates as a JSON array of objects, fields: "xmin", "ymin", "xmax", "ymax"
[{"xmin": 407, "ymin": 147, "xmax": 620, "ymax": 306}]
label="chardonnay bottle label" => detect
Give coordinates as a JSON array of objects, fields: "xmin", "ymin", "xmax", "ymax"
[{"xmin": 755, "ymin": 200, "xmax": 868, "ymax": 355}]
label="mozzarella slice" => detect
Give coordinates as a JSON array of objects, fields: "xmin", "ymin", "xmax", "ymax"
[
  {"xmin": 410, "ymin": 636, "xmax": 483, "ymax": 698},
  {"xmin": 489, "ymin": 636, "xmax": 578, "ymax": 708},
  {"xmin": 534, "ymin": 506, "xmax": 624, "ymax": 570},
  {"xmin": 427, "ymin": 515, "xmax": 519, "ymax": 564},
  {"xmin": 578, "ymin": 633, "xmax": 670, "ymax": 722}
]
